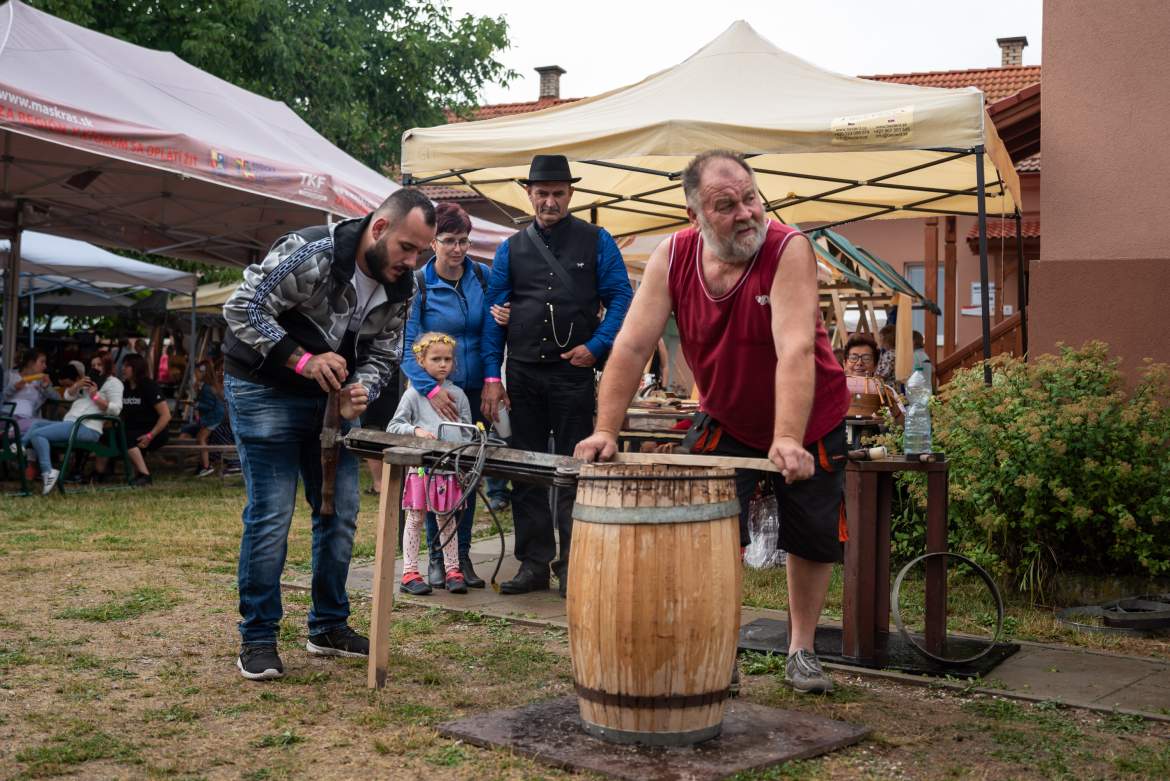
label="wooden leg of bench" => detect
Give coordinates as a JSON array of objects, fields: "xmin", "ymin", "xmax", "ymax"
[{"xmin": 368, "ymin": 463, "xmax": 403, "ymax": 689}]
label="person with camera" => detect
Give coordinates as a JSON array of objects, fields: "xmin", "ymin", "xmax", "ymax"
[{"xmin": 22, "ymin": 353, "xmax": 123, "ymax": 495}]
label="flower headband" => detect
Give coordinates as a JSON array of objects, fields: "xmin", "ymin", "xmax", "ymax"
[{"xmin": 412, "ymin": 333, "xmax": 456, "ymax": 356}]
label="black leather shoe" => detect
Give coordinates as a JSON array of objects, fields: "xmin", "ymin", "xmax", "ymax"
[
  {"xmin": 427, "ymin": 558, "xmax": 446, "ymax": 589},
  {"xmin": 500, "ymin": 565, "xmax": 549, "ymax": 594},
  {"xmin": 459, "ymin": 555, "xmax": 485, "ymax": 589}
]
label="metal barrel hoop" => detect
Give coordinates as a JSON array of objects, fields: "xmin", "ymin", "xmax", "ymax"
[{"xmin": 891, "ymin": 551, "xmax": 1005, "ymax": 666}]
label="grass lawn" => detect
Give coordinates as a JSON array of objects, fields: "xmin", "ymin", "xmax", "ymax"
[{"xmin": 1, "ymin": 472, "xmax": 1167, "ymax": 780}]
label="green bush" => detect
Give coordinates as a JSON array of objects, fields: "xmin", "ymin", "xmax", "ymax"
[{"xmin": 896, "ymin": 342, "xmax": 1170, "ymax": 594}]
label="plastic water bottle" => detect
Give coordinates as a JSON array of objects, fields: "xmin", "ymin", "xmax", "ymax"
[{"xmin": 903, "ymin": 368, "xmax": 932, "ymax": 455}]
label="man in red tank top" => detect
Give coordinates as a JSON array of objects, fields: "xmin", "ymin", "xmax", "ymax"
[{"xmin": 576, "ymin": 151, "xmax": 849, "ymax": 695}]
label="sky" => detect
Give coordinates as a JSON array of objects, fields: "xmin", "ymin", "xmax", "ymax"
[{"xmin": 445, "ymin": 0, "xmax": 1043, "ymax": 105}]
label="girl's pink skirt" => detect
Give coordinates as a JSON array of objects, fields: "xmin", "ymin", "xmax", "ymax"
[{"xmin": 402, "ymin": 471, "xmax": 463, "ymax": 512}]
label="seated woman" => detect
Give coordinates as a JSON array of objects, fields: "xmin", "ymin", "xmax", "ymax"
[
  {"xmin": 23, "ymin": 353, "xmax": 123, "ymax": 495},
  {"xmin": 2, "ymin": 349, "xmax": 60, "ymax": 433},
  {"xmin": 111, "ymin": 354, "xmax": 172, "ymax": 486},
  {"xmin": 843, "ymin": 333, "xmax": 901, "ymax": 446}
]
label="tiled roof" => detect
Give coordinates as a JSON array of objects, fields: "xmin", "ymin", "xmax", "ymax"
[
  {"xmin": 447, "ymin": 97, "xmax": 583, "ymax": 123},
  {"xmin": 965, "ymin": 218, "xmax": 1041, "ymax": 242},
  {"xmin": 862, "ymin": 65, "xmax": 1041, "ymax": 103},
  {"xmin": 1015, "ymin": 153, "xmax": 1040, "ymax": 173},
  {"xmin": 418, "ymin": 184, "xmax": 479, "ymax": 201}
]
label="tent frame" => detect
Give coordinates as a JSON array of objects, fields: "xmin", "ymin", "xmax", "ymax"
[{"xmin": 407, "ymin": 144, "xmax": 1015, "ymax": 383}]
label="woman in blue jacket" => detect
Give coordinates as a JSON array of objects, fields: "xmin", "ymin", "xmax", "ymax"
[{"xmin": 403, "ymin": 202, "xmax": 508, "ymax": 590}]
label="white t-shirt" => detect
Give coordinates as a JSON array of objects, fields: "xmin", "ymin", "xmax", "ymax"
[{"xmin": 349, "ymin": 267, "xmax": 383, "ymax": 332}]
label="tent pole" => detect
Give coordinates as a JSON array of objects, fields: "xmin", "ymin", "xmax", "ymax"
[
  {"xmin": 975, "ymin": 147, "xmax": 993, "ymax": 385},
  {"xmin": 182, "ymin": 288, "xmax": 197, "ymax": 419},
  {"xmin": 2, "ymin": 202, "xmax": 22, "ymax": 372},
  {"xmin": 28, "ymin": 284, "xmax": 34, "ymax": 349},
  {"xmin": 1015, "ymin": 210, "xmax": 1028, "ymax": 359}
]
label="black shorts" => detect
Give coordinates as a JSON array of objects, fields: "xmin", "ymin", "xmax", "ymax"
[{"xmin": 684, "ymin": 415, "xmax": 846, "ymax": 563}]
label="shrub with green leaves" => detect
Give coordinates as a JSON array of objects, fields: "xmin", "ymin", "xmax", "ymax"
[{"xmin": 900, "ymin": 342, "xmax": 1170, "ymax": 593}]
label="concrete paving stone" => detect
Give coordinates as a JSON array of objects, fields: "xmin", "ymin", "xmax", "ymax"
[
  {"xmin": 990, "ymin": 646, "xmax": 1157, "ymax": 703},
  {"xmin": 1095, "ymin": 676, "xmax": 1170, "ymax": 713}
]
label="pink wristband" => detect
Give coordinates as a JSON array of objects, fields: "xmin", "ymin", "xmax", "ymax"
[
  {"xmin": 90, "ymin": 393, "xmax": 101, "ymax": 402},
  {"xmin": 426, "ymin": 385, "xmax": 443, "ymax": 399},
  {"xmin": 294, "ymin": 352, "xmax": 314, "ymax": 375},
  {"xmin": 484, "ymin": 377, "xmax": 502, "ymax": 384}
]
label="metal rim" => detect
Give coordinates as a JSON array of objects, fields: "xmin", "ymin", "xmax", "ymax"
[
  {"xmin": 579, "ymin": 719, "xmax": 722, "ymax": 747},
  {"xmin": 572, "ymin": 500, "xmax": 740, "ymax": 525},
  {"xmin": 891, "ymin": 551, "xmax": 1004, "ymax": 666}
]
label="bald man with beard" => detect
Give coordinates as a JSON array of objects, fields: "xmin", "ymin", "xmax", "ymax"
[{"xmin": 575, "ymin": 150, "xmax": 849, "ymax": 695}]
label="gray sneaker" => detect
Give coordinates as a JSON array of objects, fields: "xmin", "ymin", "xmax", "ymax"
[{"xmin": 785, "ymin": 649, "xmax": 834, "ymax": 694}]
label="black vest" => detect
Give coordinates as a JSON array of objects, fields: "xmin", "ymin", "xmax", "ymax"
[{"xmin": 506, "ymin": 216, "xmax": 600, "ymax": 364}]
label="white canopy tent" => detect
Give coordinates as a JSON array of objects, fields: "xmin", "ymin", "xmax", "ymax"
[
  {"xmin": 403, "ymin": 21, "xmax": 1023, "ymax": 377},
  {"xmin": 1, "ymin": 230, "xmax": 197, "ymax": 292},
  {"xmin": 0, "ymin": 0, "xmax": 511, "ymax": 368},
  {"xmin": 0, "ymin": 230, "xmax": 197, "ymax": 349}
]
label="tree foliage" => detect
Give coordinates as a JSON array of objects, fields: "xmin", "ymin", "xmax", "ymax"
[{"xmin": 28, "ymin": 0, "xmax": 514, "ymax": 170}]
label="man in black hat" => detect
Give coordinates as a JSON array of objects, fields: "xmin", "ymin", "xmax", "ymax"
[{"xmin": 481, "ymin": 154, "xmax": 633, "ymax": 596}]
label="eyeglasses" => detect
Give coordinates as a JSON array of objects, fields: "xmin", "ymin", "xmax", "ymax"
[
  {"xmin": 435, "ymin": 236, "xmax": 471, "ymax": 249},
  {"xmin": 846, "ymin": 354, "xmax": 875, "ymax": 365}
]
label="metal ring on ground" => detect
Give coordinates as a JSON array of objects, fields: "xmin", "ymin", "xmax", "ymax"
[{"xmin": 891, "ymin": 551, "xmax": 1004, "ymax": 666}]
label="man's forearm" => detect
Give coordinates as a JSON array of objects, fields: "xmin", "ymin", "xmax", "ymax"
[
  {"xmin": 773, "ymin": 352, "xmax": 815, "ymax": 443},
  {"xmin": 594, "ymin": 341, "xmax": 646, "ymax": 435}
]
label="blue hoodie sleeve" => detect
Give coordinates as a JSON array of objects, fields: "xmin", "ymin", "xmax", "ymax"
[
  {"xmin": 481, "ymin": 241, "xmax": 512, "ymax": 380},
  {"xmin": 584, "ymin": 228, "xmax": 634, "ymax": 358},
  {"xmin": 401, "ymin": 273, "xmax": 436, "ymax": 397}
]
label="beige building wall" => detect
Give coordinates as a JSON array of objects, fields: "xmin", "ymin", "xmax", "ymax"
[
  {"xmin": 1032, "ymin": 0, "xmax": 1170, "ymax": 371},
  {"xmin": 834, "ymin": 173, "xmax": 1040, "ymax": 351}
]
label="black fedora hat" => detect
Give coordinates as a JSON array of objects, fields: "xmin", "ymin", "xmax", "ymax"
[{"xmin": 518, "ymin": 154, "xmax": 580, "ymax": 185}]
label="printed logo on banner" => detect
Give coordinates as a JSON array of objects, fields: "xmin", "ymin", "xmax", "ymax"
[
  {"xmin": 831, "ymin": 106, "xmax": 914, "ymax": 145},
  {"xmin": 298, "ymin": 172, "xmax": 329, "ymax": 202}
]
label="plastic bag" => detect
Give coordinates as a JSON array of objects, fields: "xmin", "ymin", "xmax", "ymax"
[{"xmin": 744, "ymin": 491, "xmax": 787, "ymax": 569}]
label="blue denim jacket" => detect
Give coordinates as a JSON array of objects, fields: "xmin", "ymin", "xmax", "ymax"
[{"xmin": 403, "ymin": 256, "xmax": 489, "ymax": 397}]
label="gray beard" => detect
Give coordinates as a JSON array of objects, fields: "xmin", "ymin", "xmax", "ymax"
[{"xmin": 697, "ymin": 213, "xmax": 767, "ymax": 266}]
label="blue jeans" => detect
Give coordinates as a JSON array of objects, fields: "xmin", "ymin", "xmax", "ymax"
[
  {"xmin": 224, "ymin": 375, "xmax": 359, "ymax": 645},
  {"xmin": 22, "ymin": 419, "xmax": 98, "ymax": 473}
]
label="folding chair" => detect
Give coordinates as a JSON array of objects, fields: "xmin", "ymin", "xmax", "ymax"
[
  {"xmin": 0, "ymin": 404, "xmax": 31, "ymax": 496},
  {"xmin": 52, "ymin": 415, "xmax": 134, "ymax": 494}
]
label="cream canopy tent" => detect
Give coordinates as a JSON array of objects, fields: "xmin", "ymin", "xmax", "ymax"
[
  {"xmin": 402, "ymin": 20, "xmax": 1021, "ymax": 378},
  {"xmin": 167, "ymin": 280, "xmax": 239, "ymax": 315}
]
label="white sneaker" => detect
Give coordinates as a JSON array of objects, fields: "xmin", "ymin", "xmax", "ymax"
[
  {"xmin": 42, "ymin": 468, "xmax": 60, "ymax": 495},
  {"xmin": 196, "ymin": 466, "xmax": 216, "ymax": 478}
]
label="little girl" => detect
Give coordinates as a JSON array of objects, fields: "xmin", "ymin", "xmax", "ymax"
[
  {"xmin": 180, "ymin": 359, "xmax": 226, "ymax": 477},
  {"xmin": 387, "ymin": 332, "xmax": 474, "ymax": 596}
]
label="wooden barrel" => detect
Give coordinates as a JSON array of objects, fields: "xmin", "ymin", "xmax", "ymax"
[{"xmin": 567, "ymin": 463, "xmax": 742, "ymax": 746}]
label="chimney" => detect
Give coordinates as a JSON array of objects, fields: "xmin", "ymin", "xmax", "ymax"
[
  {"xmin": 535, "ymin": 65, "xmax": 566, "ymax": 100},
  {"xmin": 996, "ymin": 36, "xmax": 1028, "ymax": 68}
]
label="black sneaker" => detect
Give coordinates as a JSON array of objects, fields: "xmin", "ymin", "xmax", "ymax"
[
  {"xmin": 237, "ymin": 644, "xmax": 283, "ymax": 681},
  {"xmin": 306, "ymin": 626, "xmax": 369, "ymax": 658},
  {"xmin": 132, "ymin": 473, "xmax": 153, "ymax": 487}
]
